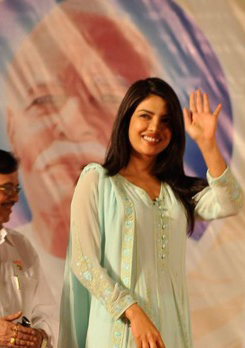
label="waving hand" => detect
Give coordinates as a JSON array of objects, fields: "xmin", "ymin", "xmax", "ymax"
[
  {"xmin": 183, "ymin": 90, "xmax": 226, "ymax": 177},
  {"xmin": 183, "ymin": 90, "xmax": 222, "ymax": 148}
]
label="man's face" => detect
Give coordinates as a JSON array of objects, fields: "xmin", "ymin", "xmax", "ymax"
[
  {"xmin": 6, "ymin": 4, "xmax": 156, "ymax": 257},
  {"xmin": 0, "ymin": 171, "xmax": 19, "ymax": 226}
]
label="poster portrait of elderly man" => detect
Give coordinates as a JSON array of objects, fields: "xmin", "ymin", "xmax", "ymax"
[
  {"xmin": 5, "ymin": 0, "xmax": 159, "ymax": 262},
  {"xmin": 2, "ymin": 0, "xmax": 245, "ymax": 346}
]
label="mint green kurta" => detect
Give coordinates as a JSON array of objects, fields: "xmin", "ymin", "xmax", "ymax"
[{"xmin": 58, "ymin": 164, "xmax": 242, "ymax": 348}]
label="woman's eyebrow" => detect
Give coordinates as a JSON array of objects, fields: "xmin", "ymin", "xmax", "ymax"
[
  {"xmin": 137, "ymin": 109, "xmax": 154, "ymax": 114},
  {"xmin": 138, "ymin": 109, "xmax": 169, "ymax": 117}
]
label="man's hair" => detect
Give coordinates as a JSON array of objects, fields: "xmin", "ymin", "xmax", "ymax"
[{"xmin": 0, "ymin": 149, "xmax": 19, "ymax": 174}]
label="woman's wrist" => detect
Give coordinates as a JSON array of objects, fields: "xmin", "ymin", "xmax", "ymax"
[
  {"xmin": 197, "ymin": 140, "xmax": 226, "ymax": 178},
  {"xmin": 196, "ymin": 138, "xmax": 218, "ymax": 154},
  {"xmin": 124, "ymin": 303, "xmax": 141, "ymax": 321}
]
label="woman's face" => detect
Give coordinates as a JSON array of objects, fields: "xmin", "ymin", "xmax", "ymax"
[{"xmin": 128, "ymin": 94, "xmax": 172, "ymax": 160}]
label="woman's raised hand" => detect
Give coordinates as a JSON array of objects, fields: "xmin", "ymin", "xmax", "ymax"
[
  {"xmin": 183, "ymin": 90, "xmax": 222, "ymax": 150},
  {"xmin": 183, "ymin": 89, "xmax": 227, "ymax": 177},
  {"xmin": 125, "ymin": 304, "xmax": 165, "ymax": 348}
]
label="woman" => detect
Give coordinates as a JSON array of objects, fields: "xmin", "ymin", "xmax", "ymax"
[{"xmin": 58, "ymin": 78, "xmax": 242, "ymax": 348}]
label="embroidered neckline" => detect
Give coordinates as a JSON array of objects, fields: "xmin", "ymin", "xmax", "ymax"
[{"xmin": 116, "ymin": 174, "xmax": 164, "ymax": 204}]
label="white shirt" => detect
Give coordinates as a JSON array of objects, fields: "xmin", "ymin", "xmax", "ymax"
[{"xmin": 0, "ymin": 227, "xmax": 57, "ymax": 347}]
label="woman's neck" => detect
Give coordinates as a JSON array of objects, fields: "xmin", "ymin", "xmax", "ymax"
[{"xmin": 121, "ymin": 154, "xmax": 155, "ymax": 177}]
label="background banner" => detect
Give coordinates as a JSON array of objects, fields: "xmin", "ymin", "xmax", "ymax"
[{"xmin": 1, "ymin": 0, "xmax": 245, "ymax": 346}]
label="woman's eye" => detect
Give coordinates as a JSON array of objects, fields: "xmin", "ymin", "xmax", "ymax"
[{"xmin": 139, "ymin": 114, "xmax": 150, "ymax": 119}]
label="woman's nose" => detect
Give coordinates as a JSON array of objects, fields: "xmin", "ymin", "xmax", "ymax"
[{"xmin": 148, "ymin": 118, "xmax": 161, "ymax": 132}]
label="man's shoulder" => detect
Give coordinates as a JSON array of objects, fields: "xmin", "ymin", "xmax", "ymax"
[
  {"xmin": 5, "ymin": 227, "xmax": 29, "ymax": 241},
  {"xmin": 5, "ymin": 227, "xmax": 37, "ymax": 256}
]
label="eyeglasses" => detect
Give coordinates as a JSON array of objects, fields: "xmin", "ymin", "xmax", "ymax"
[{"xmin": 0, "ymin": 183, "xmax": 21, "ymax": 197}]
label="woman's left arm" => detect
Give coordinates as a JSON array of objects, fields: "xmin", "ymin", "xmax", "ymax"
[
  {"xmin": 184, "ymin": 90, "xmax": 243, "ymax": 219},
  {"xmin": 183, "ymin": 89, "xmax": 226, "ymax": 177},
  {"xmin": 193, "ymin": 167, "xmax": 243, "ymax": 220}
]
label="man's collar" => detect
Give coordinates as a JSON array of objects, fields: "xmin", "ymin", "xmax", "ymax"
[{"xmin": 0, "ymin": 227, "xmax": 7, "ymax": 245}]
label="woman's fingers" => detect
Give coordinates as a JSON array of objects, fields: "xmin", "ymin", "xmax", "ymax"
[
  {"xmin": 189, "ymin": 90, "xmax": 221, "ymax": 117},
  {"xmin": 189, "ymin": 91, "xmax": 196, "ymax": 113},
  {"xmin": 190, "ymin": 90, "xmax": 212, "ymax": 114},
  {"xmin": 203, "ymin": 93, "xmax": 210, "ymax": 113},
  {"xmin": 149, "ymin": 340, "xmax": 158, "ymax": 348},
  {"xmin": 136, "ymin": 334, "xmax": 165, "ymax": 348},
  {"xmin": 190, "ymin": 90, "xmax": 203, "ymax": 114},
  {"xmin": 128, "ymin": 304, "xmax": 165, "ymax": 348},
  {"xmin": 213, "ymin": 103, "xmax": 222, "ymax": 118},
  {"xmin": 135, "ymin": 336, "xmax": 165, "ymax": 348},
  {"xmin": 136, "ymin": 338, "xmax": 142, "ymax": 348},
  {"xmin": 196, "ymin": 89, "xmax": 203, "ymax": 113},
  {"xmin": 142, "ymin": 341, "xmax": 149, "ymax": 348},
  {"xmin": 156, "ymin": 335, "xmax": 166, "ymax": 348},
  {"xmin": 183, "ymin": 108, "xmax": 192, "ymax": 129}
]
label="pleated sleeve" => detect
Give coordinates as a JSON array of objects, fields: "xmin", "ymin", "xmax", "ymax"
[{"xmin": 193, "ymin": 167, "xmax": 243, "ymax": 220}]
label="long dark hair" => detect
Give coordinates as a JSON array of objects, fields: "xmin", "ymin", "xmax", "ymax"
[{"xmin": 103, "ymin": 78, "xmax": 207, "ymax": 233}]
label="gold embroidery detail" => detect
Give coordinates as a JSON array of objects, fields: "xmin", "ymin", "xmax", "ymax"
[
  {"xmin": 208, "ymin": 167, "xmax": 243, "ymax": 210},
  {"xmin": 72, "ymin": 227, "xmax": 113, "ymax": 306},
  {"xmin": 111, "ymin": 175, "xmax": 136, "ymax": 348},
  {"xmin": 72, "ymin": 223, "xmax": 136, "ymax": 320},
  {"xmin": 72, "ymin": 164, "xmax": 136, "ymax": 320}
]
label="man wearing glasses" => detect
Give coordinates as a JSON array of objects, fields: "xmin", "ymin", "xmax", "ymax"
[{"xmin": 0, "ymin": 150, "xmax": 56, "ymax": 347}]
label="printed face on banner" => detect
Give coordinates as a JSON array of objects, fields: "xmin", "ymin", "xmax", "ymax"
[{"xmin": 5, "ymin": 3, "xmax": 158, "ymax": 257}]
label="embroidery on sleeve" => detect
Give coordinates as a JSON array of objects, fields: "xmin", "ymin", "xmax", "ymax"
[{"xmin": 207, "ymin": 167, "xmax": 243, "ymax": 209}]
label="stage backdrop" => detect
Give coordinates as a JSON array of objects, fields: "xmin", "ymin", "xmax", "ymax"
[{"xmin": 1, "ymin": 0, "xmax": 245, "ymax": 347}]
